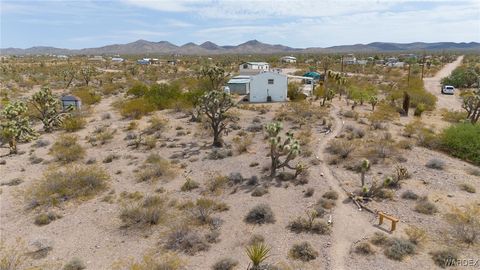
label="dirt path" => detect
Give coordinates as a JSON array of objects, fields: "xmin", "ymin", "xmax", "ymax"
[
  {"xmin": 316, "ymin": 107, "xmax": 377, "ymax": 270},
  {"xmin": 423, "ymin": 56, "xmax": 464, "ymax": 111}
]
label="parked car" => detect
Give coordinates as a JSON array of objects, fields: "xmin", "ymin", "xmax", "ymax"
[{"xmin": 441, "ymin": 85, "xmax": 455, "ymax": 95}]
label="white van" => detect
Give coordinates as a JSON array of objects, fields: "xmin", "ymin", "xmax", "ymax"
[{"xmin": 441, "ymin": 85, "xmax": 455, "ymax": 95}]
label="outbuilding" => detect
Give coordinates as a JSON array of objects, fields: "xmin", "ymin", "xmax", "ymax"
[
  {"xmin": 226, "ymin": 75, "xmax": 251, "ymax": 95},
  {"xmin": 61, "ymin": 95, "xmax": 82, "ymax": 110},
  {"xmin": 249, "ymin": 72, "xmax": 287, "ymax": 102},
  {"xmin": 239, "ymin": 62, "xmax": 270, "ymax": 75}
]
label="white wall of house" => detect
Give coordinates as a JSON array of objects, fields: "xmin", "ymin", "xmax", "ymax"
[
  {"xmin": 239, "ymin": 62, "xmax": 270, "ymax": 75},
  {"xmin": 249, "ymin": 72, "xmax": 287, "ymax": 102}
]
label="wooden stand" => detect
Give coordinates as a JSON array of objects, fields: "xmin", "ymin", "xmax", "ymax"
[{"xmin": 378, "ymin": 212, "xmax": 399, "ymax": 232}]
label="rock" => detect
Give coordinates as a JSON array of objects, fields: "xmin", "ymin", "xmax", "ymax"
[{"xmin": 0, "ymin": 159, "xmax": 6, "ymax": 165}]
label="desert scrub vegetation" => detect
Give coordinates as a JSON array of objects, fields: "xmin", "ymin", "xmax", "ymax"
[
  {"xmin": 181, "ymin": 178, "xmax": 200, "ymax": 192},
  {"xmin": 49, "ymin": 134, "xmax": 85, "ymax": 163},
  {"xmin": 205, "ymin": 174, "xmax": 229, "ymax": 195},
  {"xmin": 0, "ymin": 240, "xmax": 27, "ymax": 270},
  {"xmin": 441, "ymin": 109, "xmax": 467, "ymax": 123},
  {"xmin": 86, "ymin": 126, "xmax": 115, "ymax": 146},
  {"xmin": 274, "ymin": 101, "xmax": 327, "ymax": 125},
  {"xmin": 232, "ymin": 134, "xmax": 253, "ymax": 154},
  {"xmin": 439, "ymin": 123, "xmax": 480, "ymax": 165},
  {"xmin": 165, "ymin": 227, "xmax": 210, "ymax": 255},
  {"xmin": 245, "ymin": 242, "xmax": 271, "ymax": 269},
  {"xmin": 430, "ymin": 249, "xmax": 458, "ymax": 268},
  {"xmin": 63, "ymin": 257, "xmax": 86, "ymax": 270},
  {"xmin": 326, "ymin": 139, "xmax": 355, "ymax": 159},
  {"xmin": 425, "ymin": 158, "xmax": 446, "ymax": 170},
  {"xmin": 289, "ymin": 242, "xmax": 318, "ymax": 262},
  {"xmin": 136, "ymin": 154, "xmax": 176, "ymax": 182},
  {"xmin": 445, "ymin": 204, "xmax": 480, "ymax": 245},
  {"xmin": 288, "ymin": 210, "xmax": 331, "ymax": 235},
  {"xmin": 34, "ymin": 212, "xmax": 61, "ymax": 226},
  {"xmin": 120, "ymin": 195, "xmax": 169, "ymax": 227},
  {"xmin": 404, "ymin": 225, "xmax": 427, "ymax": 246},
  {"xmin": 212, "ymin": 258, "xmax": 238, "ymax": 270},
  {"xmin": 244, "ymin": 204, "xmax": 275, "ymax": 225},
  {"xmin": 72, "ymin": 87, "xmax": 101, "ymax": 105},
  {"xmin": 354, "ymin": 242, "xmax": 375, "ymax": 255},
  {"xmin": 459, "ymin": 183, "xmax": 476, "ymax": 193},
  {"xmin": 188, "ymin": 197, "xmax": 229, "ymax": 225},
  {"xmin": 62, "ymin": 113, "xmax": 86, "ymax": 132},
  {"xmin": 111, "ymin": 253, "xmax": 184, "ymax": 270},
  {"xmin": 383, "ymin": 237, "xmax": 416, "ymax": 261},
  {"xmin": 414, "ymin": 197, "xmax": 438, "ymax": 215},
  {"xmin": 28, "ymin": 165, "xmax": 109, "ymax": 208}
]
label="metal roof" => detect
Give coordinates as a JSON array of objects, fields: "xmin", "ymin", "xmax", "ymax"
[
  {"xmin": 243, "ymin": 62, "xmax": 269, "ymax": 66},
  {"xmin": 61, "ymin": 95, "xmax": 80, "ymax": 101},
  {"xmin": 228, "ymin": 78, "xmax": 251, "ymax": 84}
]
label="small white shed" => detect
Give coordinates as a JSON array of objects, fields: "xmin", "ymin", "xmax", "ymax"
[{"xmin": 249, "ymin": 72, "xmax": 287, "ymax": 102}]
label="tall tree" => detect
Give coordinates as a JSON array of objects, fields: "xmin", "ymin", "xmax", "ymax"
[
  {"xmin": 59, "ymin": 65, "xmax": 76, "ymax": 88},
  {"xmin": 265, "ymin": 122, "xmax": 301, "ymax": 178},
  {"xmin": 197, "ymin": 90, "xmax": 235, "ymax": 147},
  {"xmin": 80, "ymin": 66, "xmax": 97, "ymax": 86},
  {"xmin": 29, "ymin": 87, "xmax": 72, "ymax": 132},
  {"xmin": 462, "ymin": 90, "xmax": 480, "ymax": 124},
  {"xmin": 0, "ymin": 101, "xmax": 37, "ymax": 154},
  {"xmin": 200, "ymin": 65, "xmax": 229, "ymax": 91}
]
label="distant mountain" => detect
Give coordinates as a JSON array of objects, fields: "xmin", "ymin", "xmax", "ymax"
[{"xmin": 2, "ymin": 40, "xmax": 479, "ymax": 55}]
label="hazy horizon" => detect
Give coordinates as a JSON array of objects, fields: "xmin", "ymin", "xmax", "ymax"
[{"xmin": 1, "ymin": 0, "xmax": 479, "ymax": 49}]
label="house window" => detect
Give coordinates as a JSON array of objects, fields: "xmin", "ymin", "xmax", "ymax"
[
  {"xmin": 268, "ymin": 79, "xmax": 274, "ymax": 84},
  {"xmin": 243, "ymin": 64, "xmax": 248, "ymax": 69}
]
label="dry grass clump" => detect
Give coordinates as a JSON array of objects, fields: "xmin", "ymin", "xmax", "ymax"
[
  {"xmin": 49, "ymin": 135, "xmax": 85, "ymax": 163},
  {"xmin": 208, "ymin": 148, "xmax": 233, "ymax": 160},
  {"xmin": 87, "ymin": 126, "xmax": 116, "ymax": 146},
  {"xmin": 34, "ymin": 212, "xmax": 61, "ymax": 226},
  {"xmin": 136, "ymin": 154, "xmax": 176, "ymax": 182},
  {"xmin": 354, "ymin": 242, "xmax": 375, "ymax": 255},
  {"xmin": 63, "ymin": 257, "xmax": 86, "ymax": 270},
  {"xmin": 189, "ymin": 197, "xmax": 229, "ymax": 225},
  {"xmin": 232, "ymin": 135, "xmax": 253, "ymax": 154},
  {"xmin": 326, "ymin": 140, "xmax": 355, "ymax": 159},
  {"xmin": 459, "ymin": 183, "xmax": 476, "ymax": 193},
  {"xmin": 404, "ymin": 225, "xmax": 427, "ymax": 245},
  {"xmin": 251, "ymin": 186, "xmax": 268, "ymax": 197},
  {"xmin": 144, "ymin": 116, "xmax": 168, "ymax": 135},
  {"xmin": 181, "ymin": 178, "xmax": 200, "ymax": 192},
  {"xmin": 29, "ymin": 165, "xmax": 109, "ymax": 207},
  {"xmin": 120, "ymin": 195, "xmax": 169, "ymax": 227},
  {"xmin": 288, "ymin": 211, "xmax": 331, "ymax": 235},
  {"xmin": 430, "ymin": 249, "xmax": 458, "ymax": 268},
  {"xmin": 244, "ymin": 204, "xmax": 275, "ymax": 225},
  {"xmin": 383, "ymin": 238, "xmax": 416, "ymax": 261},
  {"xmin": 205, "ymin": 174, "xmax": 229, "ymax": 195},
  {"xmin": 425, "ymin": 158, "xmax": 445, "ymax": 170},
  {"xmin": 165, "ymin": 227, "xmax": 210, "ymax": 255},
  {"xmin": 317, "ymin": 198, "xmax": 336, "ymax": 210},
  {"xmin": 445, "ymin": 204, "xmax": 480, "ymax": 245},
  {"xmin": 62, "ymin": 114, "xmax": 86, "ymax": 132},
  {"xmin": 370, "ymin": 232, "xmax": 389, "ymax": 246},
  {"xmin": 275, "ymin": 101, "xmax": 327, "ymax": 124},
  {"xmin": 322, "ymin": 190, "xmax": 339, "ymax": 200},
  {"xmin": 289, "ymin": 242, "xmax": 318, "ymax": 262},
  {"xmin": 212, "ymin": 258, "xmax": 238, "ymax": 270},
  {"xmin": 0, "ymin": 241, "xmax": 27, "ymax": 270},
  {"xmin": 401, "ymin": 190, "xmax": 419, "ymax": 200},
  {"xmin": 414, "ymin": 197, "xmax": 438, "ymax": 215},
  {"xmin": 113, "ymin": 253, "xmax": 184, "ymax": 270}
]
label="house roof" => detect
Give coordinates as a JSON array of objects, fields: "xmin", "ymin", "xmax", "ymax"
[
  {"xmin": 61, "ymin": 95, "xmax": 80, "ymax": 101},
  {"xmin": 242, "ymin": 62, "xmax": 269, "ymax": 66},
  {"xmin": 228, "ymin": 77, "xmax": 251, "ymax": 84}
]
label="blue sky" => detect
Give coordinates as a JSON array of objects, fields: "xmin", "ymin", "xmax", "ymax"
[{"xmin": 1, "ymin": 0, "xmax": 479, "ymax": 49}]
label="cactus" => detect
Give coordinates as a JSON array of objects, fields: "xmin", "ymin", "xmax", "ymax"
[
  {"xmin": 360, "ymin": 159, "xmax": 370, "ymax": 187},
  {"xmin": 369, "ymin": 96, "xmax": 378, "ymax": 111},
  {"xmin": 197, "ymin": 90, "xmax": 235, "ymax": 147},
  {"xmin": 0, "ymin": 101, "xmax": 37, "ymax": 154},
  {"xmin": 30, "ymin": 87, "xmax": 72, "ymax": 132},
  {"xmin": 265, "ymin": 122, "xmax": 301, "ymax": 177}
]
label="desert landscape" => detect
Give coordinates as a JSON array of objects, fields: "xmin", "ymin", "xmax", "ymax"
[{"xmin": 1, "ymin": 1, "xmax": 479, "ymax": 270}]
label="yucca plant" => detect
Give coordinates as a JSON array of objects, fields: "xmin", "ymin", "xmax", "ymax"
[{"xmin": 246, "ymin": 242, "xmax": 270, "ymax": 269}]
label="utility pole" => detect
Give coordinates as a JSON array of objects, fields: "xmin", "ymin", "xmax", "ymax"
[
  {"xmin": 340, "ymin": 55, "xmax": 344, "ymax": 74},
  {"xmin": 407, "ymin": 63, "xmax": 411, "ymax": 87}
]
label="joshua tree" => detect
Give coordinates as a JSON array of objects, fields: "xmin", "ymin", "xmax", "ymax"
[
  {"xmin": 59, "ymin": 65, "xmax": 76, "ymax": 88},
  {"xmin": 29, "ymin": 87, "xmax": 72, "ymax": 132},
  {"xmin": 369, "ymin": 96, "xmax": 378, "ymax": 111},
  {"xmin": 0, "ymin": 101, "xmax": 37, "ymax": 154},
  {"xmin": 265, "ymin": 122, "xmax": 301, "ymax": 177},
  {"xmin": 200, "ymin": 65, "xmax": 229, "ymax": 91},
  {"xmin": 80, "ymin": 66, "xmax": 97, "ymax": 86},
  {"xmin": 462, "ymin": 90, "xmax": 480, "ymax": 124},
  {"xmin": 197, "ymin": 90, "xmax": 235, "ymax": 147},
  {"xmin": 360, "ymin": 159, "xmax": 370, "ymax": 187}
]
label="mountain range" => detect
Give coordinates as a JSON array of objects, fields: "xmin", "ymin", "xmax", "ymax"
[{"xmin": 2, "ymin": 40, "xmax": 479, "ymax": 56}]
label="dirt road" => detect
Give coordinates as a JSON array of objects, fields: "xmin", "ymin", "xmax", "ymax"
[
  {"xmin": 423, "ymin": 56, "xmax": 464, "ymax": 111},
  {"xmin": 316, "ymin": 107, "xmax": 376, "ymax": 270}
]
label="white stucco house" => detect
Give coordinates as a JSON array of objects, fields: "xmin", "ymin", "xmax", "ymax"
[
  {"xmin": 249, "ymin": 72, "xmax": 287, "ymax": 102},
  {"xmin": 281, "ymin": 56, "xmax": 297, "ymax": 63},
  {"xmin": 239, "ymin": 62, "xmax": 270, "ymax": 75}
]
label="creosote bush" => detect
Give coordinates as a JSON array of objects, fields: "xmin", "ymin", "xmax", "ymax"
[
  {"xmin": 63, "ymin": 257, "xmax": 86, "ymax": 270},
  {"xmin": 165, "ymin": 227, "xmax": 210, "ymax": 255},
  {"xmin": 459, "ymin": 183, "xmax": 476, "ymax": 193},
  {"xmin": 34, "ymin": 212, "xmax": 61, "ymax": 226},
  {"xmin": 415, "ymin": 197, "xmax": 438, "ymax": 215},
  {"xmin": 401, "ymin": 190, "xmax": 419, "ymax": 200},
  {"xmin": 430, "ymin": 249, "xmax": 458, "ymax": 268},
  {"xmin": 322, "ymin": 190, "xmax": 339, "ymax": 200},
  {"xmin": 181, "ymin": 178, "xmax": 200, "ymax": 192},
  {"xmin": 212, "ymin": 258, "xmax": 238, "ymax": 270},
  {"xmin": 445, "ymin": 204, "xmax": 480, "ymax": 245},
  {"xmin": 244, "ymin": 204, "xmax": 275, "ymax": 225},
  {"xmin": 370, "ymin": 232, "xmax": 389, "ymax": 246},
  {"xmin": 120, "ymin": 195, "xmax": 168, "ymax": 227},
  {"xmin": 62, "ymin": 114, "xmax": 86, "ymax": 132},
  {"xmin": 383, "ymin": 238, "xmax": 416, "ymax": 261},
  {"xmin": 326, "ymin": 140, "xmax": 355, "ymax": 159},
  {"xmin": 289, "ymin": 242, "xmax": 318, "ymax": 262},
  {"xmin": 355, "ymin": 242, "xmax": 375, "ymax": 255},
  {"xmin": 425, "ymin": 158, "xmax": 445, "ymax": 170},
  {"xmin": 288, "ymin": 211, "xmax": 331, "ymax": 235},
  {"xmin": 405, "ymin": 225, "xmax": 427, "ymax": 245},
  {"xmin": 29, "ymin": 165, "xmax": 109, "ymax": 207},
  {"xmin": 136, "ymin": 154, "xmax": 175, "ymax": 182},
  {"xmin": 49, "ymin": 135, "xmax": 85, "ymax": 163}
]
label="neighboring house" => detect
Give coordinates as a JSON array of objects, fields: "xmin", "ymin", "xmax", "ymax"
[
  {"xmin": 386, "ymin": 57, "xmax": 398, "ymax": 64},
  {"xmin": 343, "ymin": 54, "xmax": 357, "ymax": 65},
  {"xmin": 239, "ymin": 62, "xmax": 270, "ymax": 75},
  {"xmin": 57, "ymin": 55, "xmax": 69, "ymax": 60},
  {"xmin": 249, "ymin": 72, "xmax": 287, "ymax": 102},
  {"xmin": 281, "ymin": 56, "xmax": 297, "ymax": 63},
  {"xmin": 61, "ymin": 95, "xmax": 81, "ymax": 110},
  {"xmin": 137, "ymin": 59, "xmax": 150, "ymax": 65},
  {"xmin": 111, "ymin": 57, "xmax": 124, "ymax": 63},
  {"xmin": 356, "ymin": 60, "xmax": 368, "ymax": 65},
  {"xmin": 226, "ymin": 75, "xmax": 251, "ymax": 95},
  {"xmin": 387, "ymin": 62, "xmax": 405, "ymax": 68}
]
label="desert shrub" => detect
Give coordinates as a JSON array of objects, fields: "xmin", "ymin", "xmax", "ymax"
[
  {"xmin": 251, "ymin": 186, "xmax": 268, "ymax": 197},
  {"xmin": 459, "ymin": 183, "xmax": 476, "ymax": 193},
  {"xmin": 34, "ymin": 212, "xmax": 60, "ymax": 226},
  {"xmin": 326, "ymin": 140, "xmax": 355, "ymax": 159},
  {"xmin": 212, "ymin": 258, "xmax": 238, "ymax": 270},
  {"xmin": 62, "ymin": 114, "xmax": 87, "ymax": 132},
  {"xmin": 72, "ymin": 87, "xmax": 101, "ymax": 105},
  {"xmin": 119, "ymin": 98, "xmax": 155, "ymax": 119},
  {"xmin": 29, "ymin": 165, "xmax": 109, "ymax": 207},
  {"xmin": 136, "ymin": 154, "xmax": 175, "ymax": 182},
  {"xmin": 405, "ymin": 225, "xmax": 427, "ymax": 245},
  {"xmin": 383, "ymin": 238, "xmax": 416, "ymax": 261},
  {"xmin": 376, "ymin": 188, "xmax": 394, "ymax": 199},
  {"xmin": 468, "ymin": 167, "xmax": 480, "ymax": 176},
  {"xmin": 206, "ymin": 174, "xmax": 229, "ymax": 195},
  {"xmin": 208, "ymin": 148, "xmax": 233, "ymax": 160},
  {"xmin": 232, "ymin": 135, "xmax": 253, "ymax": 154},
  {"xmin": 244, "ymin": 204, "xmax": 275, "ymax": 225},
  {"xmin": 425, "ymin": 158, "xmax": 445, "ymax": 170},
  {"xmin": 439, "ymin": 123, "xmax": 480, "ymax": 165},
  {"xmin": 403, "ymin": 119, "xmax": 438, "ymax": 148},
  {"xmin": 368, "ymin": 102, "xmax": 398, "ymax": 127},
  {"xmin": 441, "ymin": 110, "xmax": 467, "ymax": 123},
  {"xmin": 304, "ymin": 187, "xmax": 314, "ymax": 197},
  {"xmin": 144, "ymin": 116, "xmax": 168, "ymax": 135},
  {"xmin": 34, "ymin": 139, "xmax": 50, "ymax": 148},
  {"xmin": 322, "ymin": 190, "xmax": 339, "ymax": 200},
  {"xmin": 401, "ymin": 190, "xmax": 419, "ymax": 200},
  {"xmin": 355, "ymin": 242, "xmax": 375, "ymax": 255},
  {"xmin": 370, "ymin": 232, "xmax": 389, "ymax": 246},
  {"xmin": 87, "ymin": 126, "xmax": 115, "ymax": 146},
  {"xmin": 317, "ymin": 198, "xmax": 335, "ymax": 209},
  {"xmin": 289, "ymin": 242, "xmax": 318, "ymax": 262},
  {"xmin": 120, "ymin": 195, "xmax": 168, "ymax": 227},
  {"xmin": 189, "ymin": 198, "xmax": 221, "ymax": 225},
  {"xmin": 165, "ymin": 227, "xmax": 210, "ymax": 255},
  {"xmin": 113, "ymin": 253, "xmax": 184, "ymax": 270},
  {"xmin": 181, "ymin": 178, "xmax": 200, "ymax": 192},
  {"xmin": 341, "ymin": 110, "xmax": 358, "ymax": 119},
  {"xmin": 430, "ymin": 249, "xmax": 459, "ymax": 268},
  {"xmin": 288, "ymin": 212, "xmax": 331, "ymax": 235},
  {"xmin": 63, "ymin": 257, "xmax": 86, "ymax": 270},
  {"xmin": 415, "ymin": 198, "xmax": 438, "ymax": 215},
  {"xmin": 445, "ymin": 204, "xmax": 480, "ymax": 245},
  {"xmin": 102, "ymin": 154, "xmax": 119, "ymax": 163},
  {"xmin": 397, "ymin": 139, "xmax": 413, "ymax": 150},
  {"xmin": 49, "ymin": 135, "xmax": 85, "ymax": 163}
]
